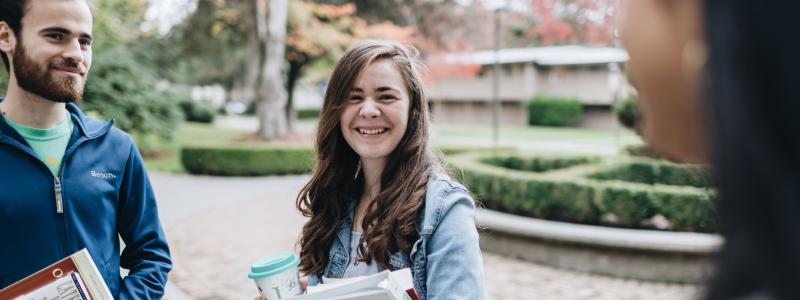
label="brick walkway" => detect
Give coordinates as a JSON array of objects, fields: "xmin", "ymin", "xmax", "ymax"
[{"xmin": 152, "ymin": 173, "xmax": 700, "ymax": 299}]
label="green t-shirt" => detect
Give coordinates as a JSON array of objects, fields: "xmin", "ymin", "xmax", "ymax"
[{"xmin": 4, "ymin": 112, "xmax": 73, "ymax": 176}]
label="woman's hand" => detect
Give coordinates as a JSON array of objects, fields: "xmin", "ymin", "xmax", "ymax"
[{"xmin": 300, "ymin": 276, "xmax": 308, "ymax": 291}]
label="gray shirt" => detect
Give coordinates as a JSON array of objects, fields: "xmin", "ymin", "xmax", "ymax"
[{"xmin": 341, "ymin": 231, "xmax": 382, "ymax": 278}]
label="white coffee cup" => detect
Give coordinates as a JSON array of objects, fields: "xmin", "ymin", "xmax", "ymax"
[{"xmin": 248, "ymin": 252, "xmax": 302, "ymax": 299}]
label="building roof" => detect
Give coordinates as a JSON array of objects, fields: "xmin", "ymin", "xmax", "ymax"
[{"xmin": 433, "ymin": 45, "xmax": 629, "ymax": 66}]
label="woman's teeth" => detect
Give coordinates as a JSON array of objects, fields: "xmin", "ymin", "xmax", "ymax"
[{"xmin": 359, "ymin": 128, "xmax": 386, "ymax": 135}]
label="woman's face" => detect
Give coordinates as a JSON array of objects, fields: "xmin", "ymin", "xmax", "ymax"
[
  {"xmin": 618, "ymin": 0, "xmax": 708, "ymax": 163},
  {"xmin": 340, "ymin": 58, "xmax": 410, "ymax": 165}
]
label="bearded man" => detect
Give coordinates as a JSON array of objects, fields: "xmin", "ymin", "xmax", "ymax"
[{"xmin": 0, "ymin": 0, "xmax": 171, "ymax": 298}]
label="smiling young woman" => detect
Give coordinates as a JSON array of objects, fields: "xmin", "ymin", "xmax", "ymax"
[{"xmin": 294, "ymin": 40, "xmax": 487, "ymax": 300}]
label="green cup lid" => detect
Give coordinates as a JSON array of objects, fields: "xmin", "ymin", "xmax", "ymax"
[{"xmin": 248, "ymin": 252, "xmax": 300, "ymax": 279}]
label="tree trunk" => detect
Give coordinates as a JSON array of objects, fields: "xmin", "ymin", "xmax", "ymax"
[
  {"xmin": 239, "ymin": 0, "xmax": 260, "ymax": 111},
  {"xmin": 285, "ymin": 59, "xmax": 304, "ymax": 133},
  {"xmin": 255, "ymin": 0, "xmax": 289, "ymax": 140}
]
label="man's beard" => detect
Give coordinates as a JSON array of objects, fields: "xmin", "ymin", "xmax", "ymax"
[{"xmin": 12, "ymin": 43, "xmax": 86, "ymax": 103}]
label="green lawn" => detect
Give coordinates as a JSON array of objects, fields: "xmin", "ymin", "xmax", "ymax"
[
  {"xmin": 142, "ymin": 117, "xmax": 643, "ymax": 173},
  {"xmin": 432, "ymin": 123, "xmax": 643, "ymax": 152},
  {"xmin": 142, "ymin": 122, "xmax": 254, "ymax": 173}
]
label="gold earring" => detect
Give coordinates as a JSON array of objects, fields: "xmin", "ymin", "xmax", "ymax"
[{"xmin": 681, "ymin": 39, "xmax": 709, "ymax": 88}]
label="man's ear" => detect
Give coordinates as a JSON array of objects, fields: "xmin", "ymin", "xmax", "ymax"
[{"xmin": 0, "ymin": 22, "xmax": 16, "ymax": 55}]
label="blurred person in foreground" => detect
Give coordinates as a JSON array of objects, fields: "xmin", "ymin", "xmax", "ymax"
[
  {"xmin": 294, "ymin": 40, "xmax": 487, "ymax": 299},
  {"xmin": 0, "ymin": 0, "xmax": 171, "ymax": 298},
  {"xmin": 619, "ymin": 0, "xmax": 800, "ymax": 299}
]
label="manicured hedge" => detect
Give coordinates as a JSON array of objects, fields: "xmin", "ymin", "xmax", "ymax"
[
  {"xmin": 588, "ymin": 160, "xmax": 711, "ymax": 188},
  {"xmin": 439, "ymin": 146, "xmax": 516, "ymax": 157},
  {"xmin": 613, "ymin": 95, "xmax": 640, "ymax": 130},
  {"xmin": 181, "ymin": 146, "xmax": 314, "ymax": 176},
  {"xmin": 297, "ymin": 108, "xmax": 321, "ymax": 120},
  {"xmin": 527, "ymin": 95, "xmax": 583, "ymax": 127},
  {"xmin": 480, "ymin": 155, "xmax": 598, "ymax": 173},
  {"xmin": 451, "ymin": 153, "xmax": 716, "ymax": 232},
  {"xmin": 623, "ymin": 144, "xmax": 664, "ymax": 159}
]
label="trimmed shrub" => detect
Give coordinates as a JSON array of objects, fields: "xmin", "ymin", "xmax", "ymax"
[
  {"xmin": 613, "ymin": 95, "xmax": 640, "ymax": 130},
  {"xmin": 439, "ymin": 146, "xmax": 516, "ymax": 157},
  {"xmin": 624, "ymin": 144, "xmax": 664, "ymax": 159},
  {"xmin": 451, "ymin": 153, "xmax": 716, "ymax": 232},
  {"xmin": 181, "ymin": 146, "xmax": 314, "ymax": 176},
  {"xmin": 481, "ymin": 155, "xmax": 597, "ymax": 172},
  {"xmin": 297, "ymin": 108, "xmax": 321, "ymax": 120},
  {"xmin": 178, "ymin": 100, "xmax": 216, "ymax": 123},
  {"xmin": 588, "ymin": 160, "xmax": 711, "ymax": 188},
  {"xmin": 527, "ymin": 96, "xmax": 583, "ymax": 127}
]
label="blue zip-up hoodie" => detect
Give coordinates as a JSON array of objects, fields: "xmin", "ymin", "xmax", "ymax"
[{"xmin": 0, "ymin": 99, "xmax": 172, "ymax": 299}]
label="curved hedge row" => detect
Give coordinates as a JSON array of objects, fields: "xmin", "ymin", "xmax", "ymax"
[
  {"xmin": 181, "ymin": 146, "xmax": 314, "ymax": 176},
  {"xmin": 481, "ymin": 155, "xmax": 599, "ymax": 173},
  {"xmin": 587, "ymin": 160, "xmax": 711, "ymax": 188},
  {"xmin": 451, "ymin": 152, "xmax": 716, "ymax": 232}
]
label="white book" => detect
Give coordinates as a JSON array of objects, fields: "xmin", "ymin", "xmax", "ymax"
[
  {"xmin": 289, "ymin": 268, "xmax": 419, "ymax": 300},
  {"xmin": 0, "ymin": 249, "xmax": 113, "ymax": 300},
  {"xmin": 14, "ymin": 272, "xmax": 90, "ymax": 300}
]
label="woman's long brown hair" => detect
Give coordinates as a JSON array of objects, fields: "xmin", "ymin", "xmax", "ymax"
[{"xmin": 296, "ymin": 40, "xmax": 442, "ymax": 275}]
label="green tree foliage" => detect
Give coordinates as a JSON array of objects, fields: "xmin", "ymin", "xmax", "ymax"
[
  {"xmin": 0, "ymin": 68, "xmax": 7, "ymax": 95},
  {"xmin": 154, "ymin": 0, "xmax": 252, "ymax": 87},
  {"xmin": 82, "ymin": 46, "xmax": 182, "ymax": 141},
  {"xmin": 82, "ymin": 0, "xmax": 184, "ymax": 141},
  {"xmin": 91, "ymin": 0, "xmax": 150, "ymax": 52}
]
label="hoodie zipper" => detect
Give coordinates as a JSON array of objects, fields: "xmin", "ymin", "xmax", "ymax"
[
  {"xmin": 55, "ymin": 176, "xmax": 64, "ymax": 213},
  {"xmin": 55, "ymin": 174, "xmax": 68, "ymax": 257}
]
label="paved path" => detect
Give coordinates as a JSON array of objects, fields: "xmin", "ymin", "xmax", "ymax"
[{"xmin": 151, "ymin": 172, "xmax": 700, "ymax": 299}]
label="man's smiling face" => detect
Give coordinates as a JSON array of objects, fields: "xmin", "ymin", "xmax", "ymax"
[{"xmin": 9, "ymin": 0, "xmax": 94, "ymax": 103}]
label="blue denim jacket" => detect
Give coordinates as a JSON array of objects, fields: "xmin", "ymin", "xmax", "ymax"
[{"xmin": 306, "ymin": 173, "xmax": 487, "ymax": 300}]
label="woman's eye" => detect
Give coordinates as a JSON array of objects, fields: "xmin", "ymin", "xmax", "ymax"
[
  {"xmin": 380, "ymin": 95, "xmax": 397, "ymax": 101},
  {"xmin": 349, "ymin": 96, "xmax": 363, "ymax": 101}
]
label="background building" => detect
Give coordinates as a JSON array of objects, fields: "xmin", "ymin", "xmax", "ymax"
[{"xmin": 426, "ymin": 46, "xmax": 631, "ymax": 129}]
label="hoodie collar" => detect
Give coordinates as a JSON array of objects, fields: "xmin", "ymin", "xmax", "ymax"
[
  {"xmin": 0, "ymin": 97, "xmax": 113, "ymax": 139},
  {"xmin": 65, "ymin": 102, "xmax": 114, "ymax": 138}
]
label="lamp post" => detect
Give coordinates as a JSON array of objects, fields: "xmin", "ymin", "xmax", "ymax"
[
  {"xmin": 608, "ymin": 62, "xmax": 622, "ymax": 150},
  {"xmin": 491, "ymin": 3, "xmax": 507, "ymax": 149},
  {"xmin": 491, "ymin": 9, "xmax": 499, "ymax": 148}
]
